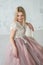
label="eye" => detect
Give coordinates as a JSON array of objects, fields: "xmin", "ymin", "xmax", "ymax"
[
  {"xmin": 21, "ymin": 15, "xmax": 24, "ymax": 16},
  {"xmin": 17, "ymin": 15, "xmax": 19, "ymax": 17}
]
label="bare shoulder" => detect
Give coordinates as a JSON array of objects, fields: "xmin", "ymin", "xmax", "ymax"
[{"xmin": 25, "ymin": 22, "xmax": 34, "ymax": 31}]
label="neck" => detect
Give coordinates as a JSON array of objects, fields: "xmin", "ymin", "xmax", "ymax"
[
  {"xmin": 18, "ymin": 21, "xmax": 23, "ymax": 25},
  {"xmin": 17, "ymin": 20, "xmax": 25, "ymax": 26}
]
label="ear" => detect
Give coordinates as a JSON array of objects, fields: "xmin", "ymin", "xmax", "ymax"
[{"xmin": 26, "ymin": 22, "xmax": 34, "ymax": 31}]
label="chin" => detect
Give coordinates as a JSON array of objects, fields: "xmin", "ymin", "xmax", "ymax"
[{"xmin": 19, "ymin": 20, "xmax": 23, "ymax": 22}]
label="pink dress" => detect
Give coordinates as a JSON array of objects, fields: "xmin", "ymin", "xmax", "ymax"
[{"xmin": 5, "ymin": 21, "xmax": 43, "ymax": 65}]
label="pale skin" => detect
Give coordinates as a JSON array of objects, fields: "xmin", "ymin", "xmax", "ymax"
[
  {"xmin": 10, "ymin": 12, "xmax": 34, "ymax": 57},
  {"xmin": 10, "ymin": 29, "xmax": 18, "ymax": 57}
]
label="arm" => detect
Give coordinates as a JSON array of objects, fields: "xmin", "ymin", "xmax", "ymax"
[
  {"xmin": 10, "ymin": 28, "xmax": 17, "ymax": 57},
  {"xmin": 26, "ymin": 22, "xmax": 34, "ymax": 31},
  {"xmin": 10, "ymin": 28, "xmax": 16, "ymax": 48}
]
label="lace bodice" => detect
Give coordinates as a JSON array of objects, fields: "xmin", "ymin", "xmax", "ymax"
[
  {"xmin": 10, "ymin": 21, "xmax": 26, "ymax": 38},
  {"xmin": 10, "ymin": 21, "xmax": 33, "ymax": 39}
]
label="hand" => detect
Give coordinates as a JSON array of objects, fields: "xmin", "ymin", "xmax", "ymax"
[{"xmin": 12, "ymin": 46, "xmax": 18, "ymax": 57}]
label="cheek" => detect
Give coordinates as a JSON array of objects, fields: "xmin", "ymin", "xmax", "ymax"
[{"xmin": 22, "ymin": 16, "xmax": 24, "ymax": 19}]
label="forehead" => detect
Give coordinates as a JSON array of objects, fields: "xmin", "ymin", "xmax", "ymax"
[{"xmin": 17, "ymin": 12, "xmax": 24, "ymax": 15}]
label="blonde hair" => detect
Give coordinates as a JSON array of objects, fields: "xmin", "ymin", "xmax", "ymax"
[{"xmin": 14, "ymin": 6, "xmax": 26, "ymax": 25}]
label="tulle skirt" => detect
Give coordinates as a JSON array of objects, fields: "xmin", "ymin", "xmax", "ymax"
[{"xmin": 5, "ymin": 36, "xmax": 43, "ymax": 65}]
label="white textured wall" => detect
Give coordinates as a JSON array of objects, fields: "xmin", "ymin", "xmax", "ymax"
[{"xmin": 0, "ymin": 0, "xmax": 43, "ymax": 34}]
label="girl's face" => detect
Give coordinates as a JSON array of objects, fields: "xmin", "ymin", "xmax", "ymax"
[{"xmin": 17, "ymin": 12, "xmax": 24, "ymax": 23}]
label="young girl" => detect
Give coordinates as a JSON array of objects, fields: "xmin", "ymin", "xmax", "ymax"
[{"xmin": 5, "ymin": 6, "xmax": 43, "ymax": 65}]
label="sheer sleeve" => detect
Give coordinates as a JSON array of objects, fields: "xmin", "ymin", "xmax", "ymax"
[{"xmin": 10, "ymin": 22, "xmax": 17, "ymax": 30}]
